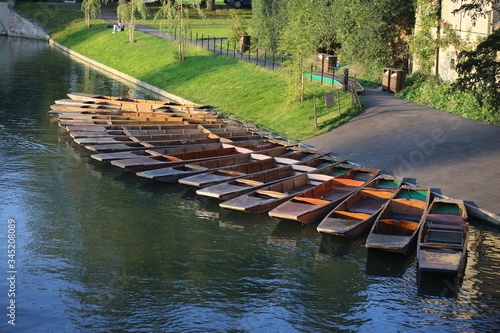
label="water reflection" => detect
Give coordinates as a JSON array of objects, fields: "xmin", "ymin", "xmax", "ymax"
[
  {"xmin": 268, "ymin": 220, "xmax": 318, "ymax": 247},
  {"xmin": 417, "ymin": 272, "xmax": 463, "ymax": 298},
  {"xmin": 365, "ymin": 250, "xmax": 415, "ymax": 277},
  {"xmin": 317, "ymin": 233, "xmax": 368, "ymax": 258}
]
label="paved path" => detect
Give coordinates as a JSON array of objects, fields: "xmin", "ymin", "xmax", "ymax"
[
  {"xmin": 58, "ymin": 2, "xmax": 500, "ymax": 220},
  {"xmin": 302, "ymin": 88, "xmax": 500, "ymax": 216}
]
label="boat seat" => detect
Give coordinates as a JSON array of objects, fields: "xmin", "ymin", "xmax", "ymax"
[
  {"xmin": 388, "ymin": 212, "xmax": 421, "ymax": 222},
  {"xmin": 293, "ymin": 197, "xmax": 330, "ymax": 205},
  {"xmin": 425, "ymin": 229, "xmax": 463, "ymax": 245},
  {"xmin": 420, "ymin": 243, "xmax": 464, "ymax": 251},
  {"xmin": 184, "ymin": 164, "xmax": 209, "ymax": 171},
  {"xmin": 333, "ymin": 211, "xmax": 370, "ymax": 220},
  {"xmin": 428, "ymin": 222, "xmax": 464, "ymax": 231},
  {"xmin": 235, "ymin": 179, "xmax": 263, "ymax": 186},
  {"xmin": 217, "ymin": 169, "xmax": 246, "ymax": 177},
  {"xmin": 255, "ymin": 190, "xmax": 287, "ymax": 198},
  {"xmin": 426, "ymin": 214, "xmax": 464, "ymax": 223}
]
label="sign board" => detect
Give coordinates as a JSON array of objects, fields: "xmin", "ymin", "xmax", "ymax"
[{"xmin": 324, "ymin": 92, "xmax": 334, "ymax": 107}]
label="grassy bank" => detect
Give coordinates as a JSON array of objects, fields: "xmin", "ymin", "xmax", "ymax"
[{"xmin": 15, "ymin": 3, "xmax": 359, "ymax": 141}]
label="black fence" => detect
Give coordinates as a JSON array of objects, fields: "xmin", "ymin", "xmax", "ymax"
[{"xmin": 164, "ymin": 28, "xmax": 345, "ymax": 88}]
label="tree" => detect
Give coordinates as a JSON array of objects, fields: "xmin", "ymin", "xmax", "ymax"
[
  {"xmin": 117, "ymin": 0, "xmax": 148, "ymax": 44},
  {"xmin": 154, "ymin": 0, "xmax": 204, "ymax": 61},
  {"xmin": 277, "ymin": 0, "xmax": 317, "ymax": 102},
  {"xmin": 331, "ymin": 0, "xmax": 415, "ymax": 78},
  {"xmin": 81, "ymin": 0, "xmax": 107, "ymax": 28},
  {"xmin": 207, "ymin": 0, "xmax": 215, "ymax": 11},
  {"xmin": 251, "ymin": 0, "xmax": 289, "ymax": 52}
]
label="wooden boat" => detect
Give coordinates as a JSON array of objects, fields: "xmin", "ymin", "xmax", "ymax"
[
  {"xmin": 136, "ymin": 148, "xmax": 308, "ymax": 182},
  {"xmin": 73, "ymin": 129, "xmax": 262, "ymax": 145},
  {"xmin": 66, "ymin": 92, "xmax": 206, "ymax": 109},
  {"xmin": 53, "ymin": 98, "xmax": 210, "ymax": 113},
  {"xmin": 64, "ymin": 122, "xmax": 245, "ymax": 133},
  {"xmin": 196, "ymin": 158, "xmax": 348, "ymax": 200},
  {"xmin": 52, "ymin": 111, "xmax": 220, "ymax": 123},
  {"xmin": 70, "ymin": 127, "xmax": 206, "ymax": 139},
  {"xmin": 110, "ymin": 143, "xmax": 291, "ymax": 173},
  {"xmin": 80, "ymin": 132, "xmax": 265, "ymax": 153},
  {"xmin": 220, "ymin": 167, "xmax": 376, "ymax": 213},
  {"xmin": 178, "ymin": 151, "xmax": 332, "ymax": 188},
  {"xmin": 82, "ymin": 137, "xmax": 230, "ymax": 153},
  {"xmin": 316, "ymin": 175, "xmax": 403, "ymax": 237},
  {"xmin": 267, "ymin": 169, "xmax": 382, "ymax": 224},
  {"xmin": 365, "ymin": 186, "xmax": 431, "ymax": 254},
  {"xmin": 57, "ymin": 117, "xmax": 230, "ymax": 128},
  {"xmin": 91, "ymin": 140, "xmax": 282, "ymax": 162},
  {"xmin": 417, "ymin": 198, "xmax": 468, "ymax": 274},
  {"xmin": 219, "ymin": 173, "xmax": 335, "ymax": 214}
]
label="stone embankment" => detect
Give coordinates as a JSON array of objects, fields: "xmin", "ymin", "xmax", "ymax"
[{"xmin": 0, "ymin": 3, "xmax": 49, "ymax": 39}]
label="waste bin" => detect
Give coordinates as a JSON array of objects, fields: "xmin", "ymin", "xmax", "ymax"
[
  {"xmin": 317, "ymin": 53, "xmax": 338, "ymax": 72},
  {"xmin": 389, "ymin": 69, "xmax": 407, "ymax": 93},
  {"xmin": 240, "ymin": 35, "xmax": 251, "ymax": 53},
  {"xmin": 382, "ymin": 68, "xmax": 394, "ymax": 91}
]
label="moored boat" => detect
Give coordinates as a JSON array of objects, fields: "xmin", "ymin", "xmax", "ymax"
[
  {"xmin": 135, "ymin": 147, "xmax": 308, "ymax": 182},
  {"xmin": 195, "ymin": 158, "xmax": 347, "ymax": 200},
  {"xmin": 417, "ymin": 198, "xmax": 468, "ymax": 274},
  {"xmin": 267, "ymin": 169, "xmax": 381, "ymax": 224},
  {"xmin": 111, "ymin": 143, "xmax": 290, "ymax": 173},
  {"xmin": 91, "ymin": 140, "xmax": 281, "ymax": 162},
  {"xmin": 219, "ymin": 173, "xmax": 335, "ymax": 214},
  {"xmin": 316, "ymin": 175, "xmax": 403, "ymax": 237},
  {"xmin": 178, "ymin": 151, "xmax": 333, "ymax": 188},
  {"xmin": 365, "ymin": 186, "xmax": 431, "ymax": 254}
]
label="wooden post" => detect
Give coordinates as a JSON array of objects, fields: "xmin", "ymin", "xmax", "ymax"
[
  {"xmin": 314, "ymin": 97, "xmax": 318, "ymax": 130},
  {"xmin": 337, "ymin": 90, "xmax": 341, "ymax": 117}
]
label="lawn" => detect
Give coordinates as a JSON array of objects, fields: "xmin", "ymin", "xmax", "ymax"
[{"xmin": 15, "ymin": 3, "xmax": 359, "ymax": 141}]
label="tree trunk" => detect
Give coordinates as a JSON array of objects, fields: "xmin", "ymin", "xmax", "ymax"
[{"xmin": 207, "ymin": 0, "xmax": 215, "ymax": 11}]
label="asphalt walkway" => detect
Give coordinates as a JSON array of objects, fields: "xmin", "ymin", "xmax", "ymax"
[
  {"xmin": 302, "ymin": 88, "xmax": 500, "ymax": 217},
  {"xmin": 58, "ymin": 3, "xmax": 500, "ymax": 221}
]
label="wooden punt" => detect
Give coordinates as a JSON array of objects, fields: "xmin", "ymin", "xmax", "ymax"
[
  {"xmin": 70, "ymin": 127, "xmax": 206, "ymax": 139},
  {"xmin": 219, "ymin": 173, "xmax": 336, "ymax": 214},
  {"xmin": 57, "ymin": 117, "xmax": 230, "ymax": 128},
  {"xmin": 66, "ymin": 92, "xmax": 206, "ymax": 109},
  {"xmin": 82, "ymin": 137, "xmax": 228, "ymax": 153},
  {"xmin": 91, "ymin": 140, "xmax": 281, "ymax": 162},
  {"xmin": 417, "ymin": 198, "xmax": 468, "ymax": 274},
  {"xmin": 365, "ymin": 186, "xmax": 431, "ymax": 254},
  {"xmin": 53, "ymin": 99, "xmax": 210, "ymax": 113},
  {"xmin": 316, "ymin": 175, "xmax": 403, "ymax": 237},
  {"xmin": 178, "ymin": 150, "xmax": 330, "ymax": 188},
  {"xmin": 49, "ymin": 103, "xmax": 218, "ymax": 117},
  {"xmin": 53, "ymin": 112, "xmax": 220, "ymax": 122},
  {"xmin": 196, "ymin": 158, "xmax": 347, "ymax": 200},
  {"xmin": 267, "ymin": 169, "xmax": 382, "ymax": 224},
  {"xmin": 72, "ymin": 129, "xmax": 262, "ymax": 145},
  {"xmin": 136, "ymin": 148, "xmax": 302, "ymax": 182},
  {"xmin": 64, "ymin": 122, "xmax": 245, "ymax": 133},
  {"xmin": 110, "ymin": 143, "xmax": 290, "ymax": 172}
]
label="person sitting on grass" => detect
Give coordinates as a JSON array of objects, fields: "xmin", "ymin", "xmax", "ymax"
[{"xmin": 112, "ymin": 20, "xmax": 124, "ymax": 34}]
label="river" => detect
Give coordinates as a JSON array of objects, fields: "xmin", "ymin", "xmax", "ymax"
[{"xmin": 0, "ymin": 36, "xmax": 499, "ymax": 332}]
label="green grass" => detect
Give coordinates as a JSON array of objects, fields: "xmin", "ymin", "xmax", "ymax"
[
  {"xmin": 15, "ymin": 3, "xmax": 360, "ymax": 141},
  {"xmin": 139, "ymin": 7, "xmax": 252, "ymax": 39}
]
